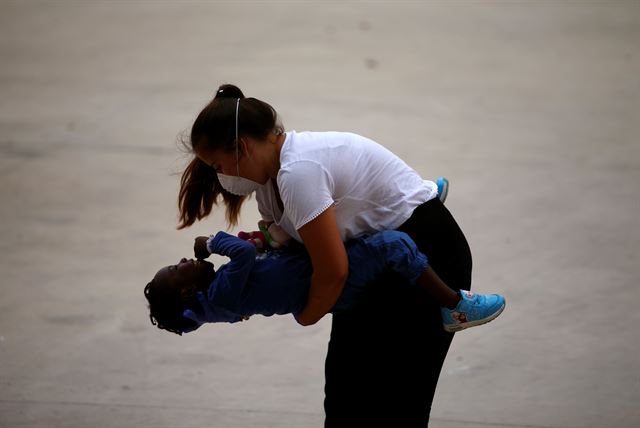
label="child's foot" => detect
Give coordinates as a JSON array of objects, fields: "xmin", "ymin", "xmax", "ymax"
[
  {"xmin": 436, "ymin": 177, "xmax": 449, "ymax": 203},
  {"xmin": 441, "ymin": 290, "xmax": 505, "ymax": 332}
]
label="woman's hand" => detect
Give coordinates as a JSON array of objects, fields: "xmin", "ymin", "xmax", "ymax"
[
  {"xmin": 294, "ymin": 312, "xmax": 316, "ymax": 326},
  {"xmin": 194, "ymin": 236, "xmax": 210, "ymax": 259},
  {"xmin": 295, "ymin": 206, "xmax": 348, "ymax": 326}
]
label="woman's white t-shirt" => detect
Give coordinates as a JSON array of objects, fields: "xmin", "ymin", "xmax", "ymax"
[{"xmin": 255, "ymin": 131, "xmax": 437, "ymax": 242}]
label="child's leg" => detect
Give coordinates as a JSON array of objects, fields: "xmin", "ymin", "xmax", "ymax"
[
  {"xmin": 359, "ymin": 230, "xmax": 459, "ymax": 309},
  {"xmin": 415, "ymin": 266, "xmax": 460, "ymax": 309},
  {"xmin": 415, "ymin": 267, "xmax": 506, "ymax": 331},
  {"xmin": 357, "ymin": 231, "xmax": 456, "ymax": 304},
  {"xmin": 365, "ymin": 230, "xmax": 505, "ymax": 332}
]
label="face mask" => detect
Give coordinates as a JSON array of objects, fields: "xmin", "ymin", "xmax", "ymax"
[
  {"xmin": 216, "ymin": 98, "xmax": 263, "ymax": 196},
  {"xmin": 217, "ymin": 173, "xmax": 262, "ymax": 196}
]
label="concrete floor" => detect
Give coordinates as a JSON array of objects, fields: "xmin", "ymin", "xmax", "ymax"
[{"xmin": 1, "ymin": 1, "xmax": 639, "ymax": 427}]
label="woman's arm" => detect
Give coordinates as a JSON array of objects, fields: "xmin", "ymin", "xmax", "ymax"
[{"xmin": 295, "ymin": 206, "xmax": 349, "ymax": 326}]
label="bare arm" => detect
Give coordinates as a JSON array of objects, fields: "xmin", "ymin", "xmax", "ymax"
[{"xmin": 295, "ymin": 206, "xmax": 349, "ymax": 326}]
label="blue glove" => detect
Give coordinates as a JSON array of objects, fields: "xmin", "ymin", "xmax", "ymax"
[{"xmin": 182, "ymin": 292, "xmax": 243, "ymax": 333}]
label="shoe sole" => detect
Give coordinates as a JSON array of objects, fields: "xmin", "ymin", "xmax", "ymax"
[{"xmin": 443, "ymin": 301, "xmax": 506, "ymax": 333}]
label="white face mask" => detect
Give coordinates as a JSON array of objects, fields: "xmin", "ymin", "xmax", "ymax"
[
  {"xmin": 217, "ymin": 173, "xmax": 262, "ymax": 196},
  {"xmin": 216, "ymin": 98, "xmax": 263, "ymax": 196}
]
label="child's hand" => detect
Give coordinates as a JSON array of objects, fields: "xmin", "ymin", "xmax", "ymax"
[
  {"xmin": 237, "ymin": 230, "xmax": 266, "ymax": 249},
  {"xmin": 194, "ymin": 236, "xmax": 210, "ymax": 260}
]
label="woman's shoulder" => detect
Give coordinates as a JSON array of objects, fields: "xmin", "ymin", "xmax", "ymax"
[
  {"xmin": 287, "ymin": 130, "xmax": 372, "ymax": 145},
  {"xmin": 282, "ymin": 130, "xmax": 378, "ymax": 162}
]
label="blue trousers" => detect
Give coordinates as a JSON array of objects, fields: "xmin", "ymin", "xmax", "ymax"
[{"xmin": 332, "ymin": 230, "xmax": 428, "ymax": 313}]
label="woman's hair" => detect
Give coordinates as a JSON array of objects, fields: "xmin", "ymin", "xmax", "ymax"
[
  {"xmin": 177, "ymin": 84, "xmax": 284, "ymax": 229},
  {"xmin": 144, "ymin": 278, "xmax": 200, "ymax": 336}
]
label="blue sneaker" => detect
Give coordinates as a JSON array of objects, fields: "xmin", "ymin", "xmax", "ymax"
[
  {"xmin": 436, "ymin": 177, "xmax": 449, "ymax": 203},
  {"xmin": 441, "ymin": 290, "xmax": 505, "ymax": 332}
]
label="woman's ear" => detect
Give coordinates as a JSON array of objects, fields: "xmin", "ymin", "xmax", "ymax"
[{"xmin": 237, "ymin": 138, "xmax": 251, "ymax": 159}]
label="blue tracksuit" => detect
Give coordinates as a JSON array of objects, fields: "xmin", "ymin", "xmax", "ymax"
[{"xmin": 201, "ymin": 230, "xmax": 428, "ymax": 323}]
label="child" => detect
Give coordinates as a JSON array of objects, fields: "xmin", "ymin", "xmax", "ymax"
[{"xmin": 144, "ymin": 229, "xmax": 505, "ymax": 336}]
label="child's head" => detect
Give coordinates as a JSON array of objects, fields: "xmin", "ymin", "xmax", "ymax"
[{"xmin": 144, "ymin": 258, "xmax": 216, "ymax": 335}]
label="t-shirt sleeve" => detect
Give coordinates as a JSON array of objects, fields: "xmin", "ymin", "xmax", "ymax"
[{"xmin": 278, "ymin": 160, "xmax": 335, "ymax": 231}]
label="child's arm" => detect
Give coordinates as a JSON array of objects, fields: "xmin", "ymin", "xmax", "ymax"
[
  {"xmin": 182, "ymin": 232, "xmax": 257, "ymax": 331},
  {"xmin": 204, "ymin": 231, "xmax": 257, "ymax": 309}
]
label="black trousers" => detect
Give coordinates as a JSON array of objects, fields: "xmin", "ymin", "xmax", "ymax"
[{"xmin": 324, "ymin": 198, "xmax": 473, "ymax": 427}]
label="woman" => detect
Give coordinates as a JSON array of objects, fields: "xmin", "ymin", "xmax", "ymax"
[{"xmin": 178, "ymin": 84, "xmax": 474, "ymax": 426}]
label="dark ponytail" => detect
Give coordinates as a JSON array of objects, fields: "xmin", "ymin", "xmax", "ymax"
[
  {"xmin": 177, "ymin": 157, "xmax": 247, "ymax": 229},
  {"xmin": 177, "ymin": 84, "xmax": 282, "ymax": 228}
]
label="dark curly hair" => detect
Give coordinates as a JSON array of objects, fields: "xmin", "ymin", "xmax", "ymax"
[{"xmin": 144, "ymin": 278, "xmax": 201, "ymax": 336}]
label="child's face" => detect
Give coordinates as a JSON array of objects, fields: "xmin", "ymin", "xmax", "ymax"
[{"xmin": 153, "ymin": 258, "xmax": 215, "ymax": 295}]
